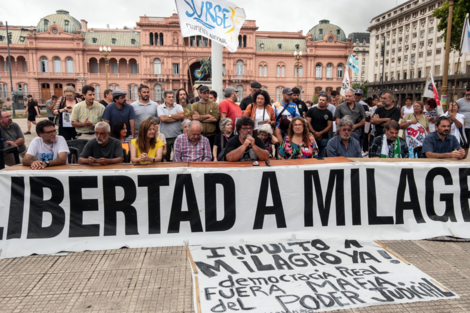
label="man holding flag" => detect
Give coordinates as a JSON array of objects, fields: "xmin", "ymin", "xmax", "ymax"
[{"xmin": 369, "ymin": 120, "xmax": 409, "ymax": 158}]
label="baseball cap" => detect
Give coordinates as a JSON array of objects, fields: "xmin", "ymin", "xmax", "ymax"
[
  {"xmin": 282, "ymin": 87, "xmax": 294, "ymax": 95},
  {"xmin": 466, "ymin": 85, "xmax": 470, "ymax": 91},
  {"xmin": 199, "ymin": 86, "xmax": 210, "ymax": 93},
  {"xmin": 355, "ymin": 89, "xmax": 364, "ymax": 95},
  {"xmin": 251, "ymin": 82, "xmax": 262, "ymax": 88},
  {"xmin": 225, "ymin": 87, "xmax": 237, "ymax": 95}
]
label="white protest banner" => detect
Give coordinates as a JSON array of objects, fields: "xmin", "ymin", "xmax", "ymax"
[
  {"xmin": 460, "ymin": 13, "xmax": 470, "ymax": 54},
  {"xmin": 404, "ymin": 122, "xmax": 427, "ymax": 149},
  {"xmin": 1, "ymin": 161, "xmax": 470, "ymax": 259},
  {"xmin": 175, "ymin": 0, "xmax": 246, "ymax": 52},
  {"xmin": 340, "ymin": 70, "xmax": 350, "ymax": 97},
  {"xmin": 189, "ymin": 239, "xmax": 458, "ymax": 312}
]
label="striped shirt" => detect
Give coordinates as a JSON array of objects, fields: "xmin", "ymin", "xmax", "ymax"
[
  {"xmin": 173, "ymin": 134, "xmax": 211, "ymax": 162},
  {"xmin": 71, "ymin": 101, "xmax": 105, "ymax": 134}
]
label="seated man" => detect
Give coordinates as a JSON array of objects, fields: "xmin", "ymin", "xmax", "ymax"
[
  {"xmin": 422, "ymin": 116, "xmax": 465, "ymax": 159},
  {"xmin": 326, "ymin": 116, "xmax": 363, "ymax": 158},
  {"xmin": 369, "ymin": 120, "xmax": 409, "ymax": 158},
  {"xmin": 0, "ymin": 109, "xmax": 27, "ymax": 166},
  {"xmin": 173, "ymin": 121, "xmax": 211, "ymax": 162},
  {"xmin": 225, "ymin": 116, "xmax": 270, "ymax": 162},
  {"xmin": 22, "ymin": 120, "xmax": 69, "ymax": 170},
  {"xmin": 78, "ymin": 122, "xmax": 124, "ymax": 165}
]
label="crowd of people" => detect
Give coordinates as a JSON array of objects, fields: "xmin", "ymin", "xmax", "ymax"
[{"xmin": 1, "ymin": 82, "xmax": 469, "ymax": 170}]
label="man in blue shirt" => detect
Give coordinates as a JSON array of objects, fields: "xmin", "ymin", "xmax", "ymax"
[
  {"xmin": 103, "ymin": 89, "xmax": 136, "ymax": 139},
  {"xmin": 326, "ymin": 116, "xmax": 363, "ymax": 158},
  {"xmin": 273, "ymin": 87, "xmax": 300, "ymax": 142},
  {"xmin": 421, "ymin": 116, "xmax": 465, "ymax": 159}
]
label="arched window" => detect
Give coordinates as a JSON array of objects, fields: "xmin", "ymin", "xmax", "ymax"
[
  {"xmin": 153, "ymin": 58, "xmax": 162, "ymax": 75},
  {"xmin": 276, "ymin": 87, "xmax": 283, "ymax": 102},
  {"xmin": 236, "ymin": 60, "xmax": 244, "ymax": 75},
  {"xmin": 154, "ymin": 84, "xmax": 162, "ymax": 102},
  {"xmin": 53, "ymin": 57, "xmax": 61, "ymax": 73},
  {"xmin": 66, "ymin": 57, "xmax": 74, "ymax": 73},
  {"xmin": 236, "ymin": 85, "xmax": 244, "ymax": 99},
  {"xmin": 295, "ymin": 65, "xmax": 303, "ymax": 77},
  {"xmin": 134, "ymin": 85, "xmax": 138, "ymax": 99},
  {"xmin": 243, "ymin": 35, "xmax": 247, "ymax": 48},
  {"xmin": 128, "ymin": 85, "xmax": 133, "ymax": 100},
  {"xmin": 264, "ymin": 65, "xmax": 267, "ymax": 77},
  {"xmin": 337, "ymin": 64, "xmax": 344, "ymax": 78},
  {"xmin": 95, "ymin": 85, "xmax": 100, "ymax": 100},
  {"xmin": 39, "ymin": 57, "xmax": 49, "ymax": 73},
  {"xmin": 23, "ymin": 61, "xmax": 27, "ymax": 72},
  {"xmin": 326, "ymin": 64, "xmax": 333, "ymax": 78},
  {"xmin": 281, "ymin": 66, "xmax": 285, "ymax": 77},
  {"xmin": 155, "ymin": 33, "xmax": 158, "ymax": 46},
  {"xmin": 277, "ymin": 65, "xmax": 280, "ymax": 77},
  {"xmin": 238, "ymin": 35, "xmax": 242, "ymax": 48},
  {"xmin": 315, "ymin": 64, "xmax": 322, "ymax": 78},
  {"xmin": 197, "ymin": 36, "xmax": 202, "ymax": 47},
  {"xmin": 150, "ymin": 32, "xmax": 154, "ymax": 45},
  {"xmin": 160, "ymin": 33, "xmax": 164, "ymax": 45},
  {"xmin": 259, "ymin": 65, "xmax": 263, "ymax": 77}
]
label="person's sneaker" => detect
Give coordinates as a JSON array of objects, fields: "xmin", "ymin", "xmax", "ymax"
[{"xmin": 24, "ymin": 132, "xmax": 31, "ymax": 135}]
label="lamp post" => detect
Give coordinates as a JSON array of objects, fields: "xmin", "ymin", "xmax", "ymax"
[
  {"xmin": 99, "ymin": 46, "xmax": 112, "ymax": 89},
  {"xmin": 77, "ymin": 76, "xmax": 87, "ymax": 92},
  {"xmin": 440, "ymin": 0, "xmax": 454, "ymax": 112},
  {"xmin": 294, "ymin": 51, "xmax": 302, "ymax": 88}
]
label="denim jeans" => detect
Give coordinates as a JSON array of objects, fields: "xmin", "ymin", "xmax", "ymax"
[{"xmin": 318, "ymin": 138, "xmax": 329, "ymax": 158}]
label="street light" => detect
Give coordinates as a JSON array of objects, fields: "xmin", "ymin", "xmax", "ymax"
[
  {"xmin": 77, "ymin": 76, "xmax": 87, "ymax": 91},
  {"xmin": 294, "ymin": 51, "xmax": 302, "ymax": 88},
  {"xmin": 99, "ymin": 46, "xmax": 112, "ymax": 89}
]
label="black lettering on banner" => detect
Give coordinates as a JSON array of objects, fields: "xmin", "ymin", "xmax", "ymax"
[
  {"xmin": 7, "ymin": 177, "xmax": 25, "ymax": 239},
  {"xmin": 311, "ymin": 239, "xmax": 330, "ymax": 251},
  {"xmin": 272, "ymin": 255, "xmax": 294, "ymax": 270},
  {"xmin": 320, "ymin": 252, "xmax": 342, "ymax": 264},
  {"xmin": 69, "ymin": 176, "xmax": 100, "ymax": 237},
  {"xmin": 459, "ymin": 168, "xmax": 470, "ymax": 221},
  {"xmin": 367, "ymin": 169, "xmax": 394, "ymax": 225},
  {"xmin": 195, "ymin": 260, "xmax": 239, "ymax": 278},
  {"xmin": 103, "ymin": 176, "xmax": 139, "ymax": 236},
  {"xmin": 253, "ymin": 172, "xmax": 286, "ymax": 229},
  {"xmin": 304, "ymin": 170, "xmax": 345, "ymax": 227},
  {"xmin": 275, "ymin": 295, "xmax": 300, "ymax": 311},
  {"xmin": 138, "ymin": 175, "xmax": 169, "ymax": 234},
  {"xmin": 251, "ymin": 255, "xmax": 275, "ymax": 271},
  {"xmin": 425, "ymin": 168, "xmax": 457, "ymax": 222},
  {"xmin": 262, "ymin": 244, "xmax": 281, "ymax": 254},
  {"xmin": 344, "ymin": 240, "xmax": 363, "ymax": 249},
  {"xmin": 204, "ymin": 173, "xmax": 236, "ymax": 232},
  {"xmin": 168, "ymin": 174, "xmax": 203, "ymax": 233},
  {"xmin": 350, "ymin": 169, "xmax": 361, "ymax": 225},
  {"xmin": 202, "ymin": 246, "xmax": 226, "ymax": 258},
  {"xmin": 396, "ymin": 169, "xmax": 425, "ymax": 224},
  {"xmin": 341, "ymin": 291, "xmax": 365, "ymax": 304},
  {"xmin": 27, "ymin": 177, "xmax": 65, "ymax": 239},
  {"xmin": 288, "ymin": 253, "xmax": 309, "ymax": 267},
  {"xmin": 300, "ymin": 295, "xmax": 320, "ymax": 310}
]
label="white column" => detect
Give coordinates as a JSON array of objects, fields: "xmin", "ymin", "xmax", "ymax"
[{"xmin": 211, "ymin": 42, "xmax": 223, "ymax": 103}]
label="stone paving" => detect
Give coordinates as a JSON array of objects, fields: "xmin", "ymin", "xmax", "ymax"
[{"xmin": 0, "ymin": 240, "xmax": 469, "ymax": 312}]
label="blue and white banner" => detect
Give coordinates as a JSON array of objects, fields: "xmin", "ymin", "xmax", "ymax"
[
  {"xmin": 346, "ymin": 54, "xmax": 359, "ymax": 74},
  {"xmin": 175, "ymin": 0, "xmax": 246, "ymax": 52},
  {"xmin": 461, "ymin": 14, "xmax": 470, "ymax": 54}
]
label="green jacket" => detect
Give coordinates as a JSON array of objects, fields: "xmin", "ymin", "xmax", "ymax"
[{"xmin": 190, "ymin": 100, "xmax": 221, "ymax": 137}]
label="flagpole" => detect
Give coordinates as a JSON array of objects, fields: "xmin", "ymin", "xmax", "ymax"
[
  {"xmin": 451, "ymin": 14, "xmax": 469, "ymax": 106},
  {"xmin": 183, "ymin": 41, "xmax": 194, "ymax": 98}
]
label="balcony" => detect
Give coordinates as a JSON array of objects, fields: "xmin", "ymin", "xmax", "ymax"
[{"xmin": 35, "ymin": 72, "xmax": 77, "ymax": 79}]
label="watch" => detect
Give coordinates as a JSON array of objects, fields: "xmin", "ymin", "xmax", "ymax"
[
  {"xmin": 45, "ymin": 160, "xmax": 50, "ymax": 167},
  {"xmin": 169, "ymin": 114, "xmax": 172, "ymax": 118}
]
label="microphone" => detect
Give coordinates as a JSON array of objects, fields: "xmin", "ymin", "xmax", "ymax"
[{"xmin": 246, "ymin": 134, "xmax": 252, "ymax": 147}]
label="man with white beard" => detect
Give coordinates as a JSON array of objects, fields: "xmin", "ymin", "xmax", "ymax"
[{"xmin": 78, "ymin": 122, "xmax": 124, "ymax": 165}]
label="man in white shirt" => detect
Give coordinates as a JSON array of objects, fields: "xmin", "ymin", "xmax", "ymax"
[
  {"xmin": 131, "ymin": 84, "xmax": 159, "ymax": 132},
  {"xmin": 22, "ymin": 120, "xmax": 70, "ymax": 170},
  {"xmin": 157, "ymin": 90, "xmax": 185, "ymax": 160}
]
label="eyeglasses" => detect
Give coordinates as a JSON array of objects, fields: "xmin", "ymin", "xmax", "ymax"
[
  {"xmin": 240, "ymin": 127, "xmax": 253, "ymax": 131},
  {"xmin": 43, "ymin": 130, "xmax": 57, "ymax": 134}
]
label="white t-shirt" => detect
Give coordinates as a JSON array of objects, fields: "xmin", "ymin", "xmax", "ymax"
[
  {"xmin": 254, "ymin": 108, "xmax": 268, "ymax": 130},
  {"xmin": 401, "ymin": 105, "xmax": 414, "ymax": 117},
  {"xmin": 26, "ymin": 136, "xmax": 70, "ymax": 164}
]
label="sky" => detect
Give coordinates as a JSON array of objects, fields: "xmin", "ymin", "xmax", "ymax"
[{"xmin": 1, "ymin": 0, "xmax": 410, "ymax": 35}]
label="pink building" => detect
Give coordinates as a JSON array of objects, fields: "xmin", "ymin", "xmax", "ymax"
[{"xmin": 0, "ymin": 11, "xmax": 353, "ymax": 104}]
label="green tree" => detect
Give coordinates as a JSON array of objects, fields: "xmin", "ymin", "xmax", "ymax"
[
  {"xmin": 433, "ymin": 0, "xmax": 470, "ymax": 52},
  {"xmin": 352, "ymin": 81, "xmax": 369, "ymax": 98}
]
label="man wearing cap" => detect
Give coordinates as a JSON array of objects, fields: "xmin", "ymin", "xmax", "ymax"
[
  {"xmin": 190, "ymin": 85, "xmax": 220, "ymax": 149},
  {"xmin": 103, "ymin": 89, "xmax": 136, "ymax": 139},
  {"xmin": 240, "ymin": 82, "xmax": 261, "ymax": 111},
  {"xmin": 219, "ymin": 87, "xmax": 242, "ymax": 131},
  {"xmin": 457, "ymin": 85, "xmax": 470, "ymax": 157},
  {"xmin": 292, "ymin": 87, "xmax": 308, "ymax": 118},
  {"xmin": 190, "ymin": 85, "xmax": 203, "ymax": 104}
]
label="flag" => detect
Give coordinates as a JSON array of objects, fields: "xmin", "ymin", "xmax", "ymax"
[
  {"xmin": 175, "ymin": 0, "xmax": 246, "ymax": 52},
  {"xmin": 423, "ymin": 72, "xmax": 441, "ymax": 106},
  {"xmin": 380, "ymin": 135, "xmax": 401, "ymax": 158},
  {"xmin": 340, "ymin": 70, "xmax": 350, "ymax": 97},
  {"xmin": 346, "ymin": 54, "xmax": 359, "ymax": 74},
  {"xmin": 461, "ymin": 14, "xmax": 470, "ymax": 54}
]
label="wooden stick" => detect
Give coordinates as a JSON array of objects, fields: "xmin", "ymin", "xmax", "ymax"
[
  {"xmin": 374, "ymin": 240, "xmax": 410, "ymax": 265},
  {"xmin": 431, "ymin": 279, "xmax": 449, "ymax": 291},
  {"xmin": 186, "ymin": 245, "xmax": 198, "ymax": 274},
  {"xmin": 195, "ymin": 276, "xmax": 202, "ymax": 313},
  {"xmin": 183, "ymin": 41, "xmax": 194, "ymax": 97}
]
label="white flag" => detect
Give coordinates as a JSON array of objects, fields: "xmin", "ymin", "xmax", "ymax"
[
  {"xmin": 175, "ymin": 0, "xmax": 246, "ymax": 53},
  {"xmin": 340, "ymin": 70, "xmax": 350, "ymax": 97},
  {"xmin": 461, "ymin": 14, "xmax": 470, "ymax": 54}
]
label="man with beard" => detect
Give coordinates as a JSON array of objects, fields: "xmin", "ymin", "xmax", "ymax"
[
  {"xmin": 240, "ymin": 82, "xmax": 261, "ymax": 111},
  {"xmin": 219, "ymin": 87, "xmax": 242, "ymax": 131},
  {"xmin": 71, "ymin": 85, "xmax": 105, "ymax": 140},
  {"xmin": 78, "ymin": 121, "xmax": 124, "ymax": 165},
  {"xmin": 457, "ymin": 85, "xmax": 470, "ymax": 157},
  {"xmin": 371, "ymin": 91, "xmax": 401, "ymax": 138},
  {"xmin": 131, "ymin": 84, "xmax": 159, "ymax": 131},
  {"xmin": 0, "ymin": 109, "xmax": 27, "ymax": 165},
  {"xmin": 326, "ymin": 116, "xmax": 363, "ymax": 158},
  {"xmin": 334, "ymin": 89, "xmax": 366, "ymax": 142},
  {"xmin": 421, "ymin": 116, "xmax": 464, "ymax": 159},
  {"xmin": 292, "ymin": 87, "xmax": 308, "ymax": 118},
  {"xmin": 225, "ymin": 116, "xmax": 269, "ymax": 162},
  {"xmin": 103, "ymin": 89, "xmax": 136, "ymax": 139},
  {"xmin": 369, "ymin": 120, "xmax": 409, "ymax": 158},
  {"xmin": 176, "ymin": 88, "xmax": 192, "ymax": 118},
  {"xmin": 22, "ymin": 120, "xmax": 70, "ymax": 169}
]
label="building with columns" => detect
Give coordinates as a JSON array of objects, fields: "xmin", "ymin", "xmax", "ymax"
[
  {"xmin": 0, "ymin": 10, "xmax": 353, "ymax": 105},
  {"xmin": 366, "ymin": 0, "xmax": 470, "ymax": 105}
]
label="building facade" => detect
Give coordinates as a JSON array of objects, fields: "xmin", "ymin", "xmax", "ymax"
[
  {"xmin": 0, "ymin": 11, "xmax": 352, "ymax": 105},
  {"xmin": 348, "ymin": 32, "xmax": 370, "ymax": 85},
  {"xmin": 366, "ymin": 0, "xmax": 470, "ymax": 104}
]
